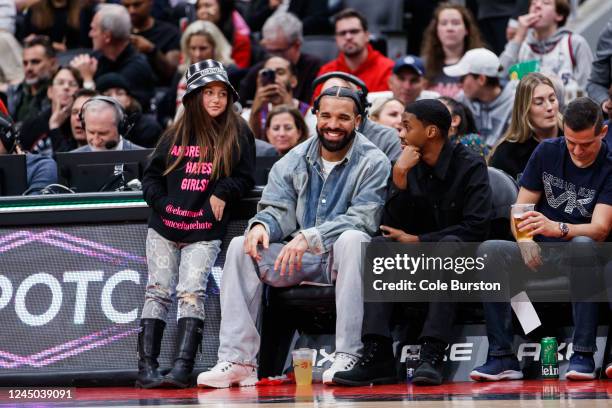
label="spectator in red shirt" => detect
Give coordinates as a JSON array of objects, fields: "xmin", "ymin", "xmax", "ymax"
[{"xmin": 316, "ymin": 9, "xmax": 394, "ymax": 97}]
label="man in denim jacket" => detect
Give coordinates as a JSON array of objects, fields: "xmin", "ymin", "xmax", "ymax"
[{"xmin": 198, "ymin": 87, "xmax": 391, "ymax": 388}]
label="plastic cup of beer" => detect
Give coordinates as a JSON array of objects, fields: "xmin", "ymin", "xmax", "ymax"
[
  {"xmin": 292, "ymin": 348, "xmax": 314, "ymax": 385},
  {"xmin": 511, "ymin": 203, "xmax": 536, "ymax": 241}
]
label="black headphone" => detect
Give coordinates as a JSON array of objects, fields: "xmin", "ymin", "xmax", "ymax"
[
  {"xmin": 311, "ymin": 86, "xmax": 365, "ymax": 118},
  {"xmin": 311, "ymin": 71, "xmax": 370, "ymax": 116},
  {"xmin": 78, "ymin": 96, "xmax": 130, "ymax": 136}
]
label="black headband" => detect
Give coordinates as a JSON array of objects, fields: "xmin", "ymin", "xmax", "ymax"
[{"xmin": 317, "ymin": 86, "xmax": 364, "ymax": 115}]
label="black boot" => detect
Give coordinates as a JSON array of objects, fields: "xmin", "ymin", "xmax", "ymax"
[
  {"xmin": 333, "ymin": 335, "xmax": 398, "ymax": 386},
  {"xmin": 136, "ymin": 319, "xmax": 166, "ymax": 388},
  {"xmin": 412, "ymin": 337, "xmax": 446, "ymax": 386},
  {"xmin": 161, "ymin": 318, "xmax": 204, "ymax": 388}
]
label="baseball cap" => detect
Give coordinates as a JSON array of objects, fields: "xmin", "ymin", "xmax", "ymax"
[
  {"xmin": 443, "ymin": 48, "xmax": 501, "ymax": 78},
  {"xmin": 393, "ymin": 55, "xmax": 425, "ymax": 76},
  {"xmin": 183, "ymin": 59, "xmax": 239, "ymax": 102}
]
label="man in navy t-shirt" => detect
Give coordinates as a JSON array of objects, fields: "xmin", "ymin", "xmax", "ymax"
[{"xmin": 470, "ymin": 97, "xmax": 612, "ymax": 382}]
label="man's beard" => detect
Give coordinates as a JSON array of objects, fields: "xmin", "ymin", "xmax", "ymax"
[{"xmin": 316, "ymin": 127, "xmax": 357, "ymax": 152}]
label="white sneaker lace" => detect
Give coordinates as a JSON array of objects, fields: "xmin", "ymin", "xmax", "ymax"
[{"xmin": 334, "ymin": 352, "xmax": 359, "ymax": 370}]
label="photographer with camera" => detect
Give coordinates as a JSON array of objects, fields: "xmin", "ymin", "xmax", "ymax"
[{"xmin": 242, "ymin": 56, "xmax": 315, "ymax": 139}]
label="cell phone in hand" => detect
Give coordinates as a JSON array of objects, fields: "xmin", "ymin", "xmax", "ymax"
[{"xmin": 260, "ymin": 68, "xmax": 276, "ymax": 86}]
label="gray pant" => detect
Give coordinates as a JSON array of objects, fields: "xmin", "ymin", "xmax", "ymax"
[
  {"xmin": 142, "ymin": 228, "xmax": 221, "ymax": 322},
  {"xmin": 217, "ymin": 230, "xmax": 370, "ymax": 366}
]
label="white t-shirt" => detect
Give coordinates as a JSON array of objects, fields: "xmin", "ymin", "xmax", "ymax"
[{"xmin": 321, "ymin": 158, "xmax": 340, "ymax": 180}]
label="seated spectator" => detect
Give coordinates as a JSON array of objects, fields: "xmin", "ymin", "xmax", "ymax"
[
  {"xmin": 96, "ymin": 73, "xmax": 162, "ymax": 148},
  {"xmin": 196, "ymin": 86, "xmax": 390, "ymax": 388},
  {"xmin": 500, "ymin": 0, "xmax": 592, "ymax": 96},
  {"xmin": 70, "ymin": 4, "xmax": 156, "ymax": 112},
  {"xmin": 123, "ymin": 0, "xmax": 181, "ymax": 86},
  {"xmin": 239, "ymin": 12, "xmax": 321, "ymax": 106},
  {"xmin": 19, "ymin": 66, "xmax": 82, "ymax": 155},
  {"xmin": 489, "ymin": 73, "xmax": 562, "ymax": 180},
  {"xmin": 368, "ymin": 98, "xmax": 404, "ymax": 133},
  {"xmin": 335, "ymin": 99, "xmax": 492, "ymax": 387},
  {"xmin": 69, "ymin": 89, "xmax": 99, "ymax": 150},
  {"xmin": 244, "ymin": 0, "xmax": 333, "ymax": 35},
  {"xmin": 0, "ymin": 111, "xmax": 57, "ymax": 195},
  {"xmin": 72, "ymin": 96, "xmax": 143, "ymax": 152},
  {"xmin": 21, "ymin": 0, "xmax": 83, "ymax": 51},
  {"xmin": 421, "ymin": 3, "xmax": 484, "ymax": 98},
  {"xmin": 470, "ymin": 97, "xmax": 611, "ymax": 383},
  {"xmin": 370, "ymin": 55, "xmax": 440, "ymax": 105},
  {"xmin": 438, "ymin": 96, "xmax": 488, "ymax": 158},
  {"xmin": 158, "ymin": 21, "xmax": 234, "ymax": 127},
  {"xmin": 317, "ymin": 9, "xmax": 394, "ymax": 95},
  {"xmin": 176, "ymin": 20, "xmax": 234, "ymax": 108},
  {"xmin": 445, "ymin": 48, "xmax": 516, "ymax": 148},
  {"xmin": 315, "ymin": 72, "xmax": 402, "ymax": 162},
  {"xmin": 195, "ymin": 0, "xmax": 251, "ymax": 68},
  {"xmin": 0, "ymin": 31, "xmax": 24, "ymax": 93},
  {"xmin": 264, "ymin": 104, "xmax": 308, "ymax": 155},
  {"xmin": 6, "ymin": 35, "xmax": 57, "ymax": 123},
  {"xmin": 587, "ymin": 19, "xmax": 612, "ymax": 114},
  {"xmin": 242, "ymin": 56, "xmax": 314, "ymax": 139}
]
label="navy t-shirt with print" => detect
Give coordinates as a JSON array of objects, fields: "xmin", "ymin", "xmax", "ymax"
[{"xmin": 519, "ymin": 137, "xmax": 612, "ymax": 242}]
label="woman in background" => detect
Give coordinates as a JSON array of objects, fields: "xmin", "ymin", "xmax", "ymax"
[
  {"xmin": 195, "ymin": 0, "xmax": 251, "ymax": 68},
  {"xmin": 438, "ymin": 96, "xmax": 488, "ymax": 158},
  {"xmin": 264, "ymin": 105, "xmax": 308, "ymax": 155},
  {"xmin": 369, "ymin": 97, "xmax": 404, "ymax": 134},
  {"xmin": 488, "ymin": 72, "xmax": 562, "ymax": 181},
  {"xmin": 421, "ymin": 3, "xmax": 484, "ymax": 98}
]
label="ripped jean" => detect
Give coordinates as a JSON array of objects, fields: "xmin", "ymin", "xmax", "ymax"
[{"xmin": 141, "ymin": 228, "xmax": 221, "ymax": 322}]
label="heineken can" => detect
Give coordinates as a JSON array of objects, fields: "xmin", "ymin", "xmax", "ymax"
[{"xmin": 540, "ymin": 337, "xmax": 559, "ymax": 379}]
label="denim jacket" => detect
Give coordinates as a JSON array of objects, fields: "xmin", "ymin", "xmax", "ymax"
[{"xmin": 248, "ymin": 132, "xmax": 391, "ymax": 254}]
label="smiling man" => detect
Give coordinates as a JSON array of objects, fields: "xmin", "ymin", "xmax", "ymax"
[{"xmin": 196, "ymin": 86, "xmax": 391, "ymax": 388}]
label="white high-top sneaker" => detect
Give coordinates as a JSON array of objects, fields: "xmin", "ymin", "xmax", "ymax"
[
  {"xmin": 197, "ymin": 361, "xmax": 258, "ymax": 388},
  {"xmin": 322, "ymin": 352, "xmax": 359, "ymax": 384}
]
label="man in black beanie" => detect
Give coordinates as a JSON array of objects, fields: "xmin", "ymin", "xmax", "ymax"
[{"xmin": 334, "ymin": 99, "xmax": 493, "ymax": 386}]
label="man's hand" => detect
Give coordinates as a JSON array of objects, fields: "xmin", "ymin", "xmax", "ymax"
[
  {"xmin": 49, "ymin": 99, "xmax": 71, "ymax": 130},
  {"xmin": 517, "ymin": 211, "xmax": 560, "ymax": 238},
  {"xmin": 209, "ymin": 194, "xmax": 226, "ymax": 221},
  {"xmin": 131, "ymin": 34, "xmax": 155, "ymax": 54},
  {"xmin": 380, "ymin": 225, "xmax": 419, "ymax": 243},
  {"xmin": 244, "ymin": 224, "xmax": 269, "ymax": 261},
  {"xmin": 251, "ymin": 84, "xmax": 278, "ymax": 112},
  {"xmin": 396, "ymin": 145, "xmax": 421, "ymax": 172},
  {"xmin": 518, "ymin": 240, "xmax": 542, "ymax": 271},
  {"xmin": 274, "ymin": 233, "xmax": 309, "ymax": 276},
  {"xmin": 70, "ymin": 54, "xmax": 98, "ymax": 82}
]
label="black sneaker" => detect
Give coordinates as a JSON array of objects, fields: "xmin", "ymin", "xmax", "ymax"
[
  {"xmin": 412, "ymin": 338, "xmax": 446, "ymax": 386},
  {"xmin": 333, "ymin": 335, "xmax": 398, "ymax": 386}
]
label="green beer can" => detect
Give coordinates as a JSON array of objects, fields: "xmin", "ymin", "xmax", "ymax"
[{"xmin": 540, "ymin": 337, "xmax": 559, "ymax": 379}]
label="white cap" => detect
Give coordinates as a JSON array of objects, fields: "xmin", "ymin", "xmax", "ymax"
[{"xmin": 443, "ymin": 48, "xmax": 501, "ymax": 78}]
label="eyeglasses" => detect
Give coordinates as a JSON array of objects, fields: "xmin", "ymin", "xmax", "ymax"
[
  {"xmin": 335, "ymin": 28, "xmax": 363, "ymax": 37},
  {"xmin": 53, "ymin": 80, "xmax": 79, "ymax": 88}
]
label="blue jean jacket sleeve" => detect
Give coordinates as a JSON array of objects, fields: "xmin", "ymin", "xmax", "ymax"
[
  {"xmin": 247, "ymin": 157, "xmax": 298, "ymax": 241},
  {"xmin": 301, "ymin": 158, "xmax": 391, "ymax": 254}
]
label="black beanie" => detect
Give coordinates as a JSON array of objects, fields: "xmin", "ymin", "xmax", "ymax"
[{"xmin": 405, "ymin": 99, "xmax": 452, "ymax": 137}]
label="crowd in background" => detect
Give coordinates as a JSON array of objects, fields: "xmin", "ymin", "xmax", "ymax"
[{"xmin": 0, "ymin": 0, "xmax": 609, "ymax": 184}]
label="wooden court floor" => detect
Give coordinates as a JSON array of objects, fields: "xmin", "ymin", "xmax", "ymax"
[{"xmin": 1, "ymin": 380, "xmax": 610, "ymax": 407}]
